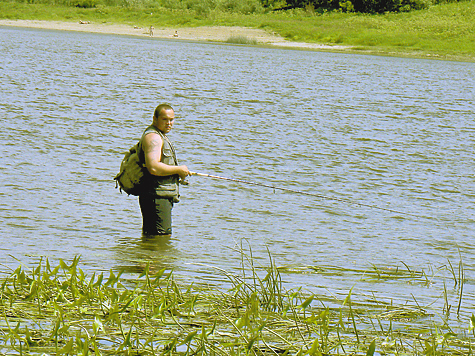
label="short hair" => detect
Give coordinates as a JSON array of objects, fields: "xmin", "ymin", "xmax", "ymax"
[{"xmin": 154, "ymin": 104, "xmax": 174, "ymax": 118}]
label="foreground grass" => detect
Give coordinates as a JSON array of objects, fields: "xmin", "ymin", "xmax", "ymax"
[
  {"xmin": 0, "ymin": 253, "xmax": 474, "ymax": 355},
  {"xmin": 1, "ymin": 1, "xmax": 475, "ymax": 61}
]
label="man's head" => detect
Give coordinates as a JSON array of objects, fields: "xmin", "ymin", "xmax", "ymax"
[{"xmin": 153, "ymin": 104, "xmax": 175, "ymax": 134}]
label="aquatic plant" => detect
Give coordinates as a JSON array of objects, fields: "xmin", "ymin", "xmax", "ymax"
[
  {"xmin": 226, "ymin": 35, "xmax": 258, "ymax": 45},
  {"xmin": 0, "ymin": 251, "xmax": 473, "ymax": 355}
]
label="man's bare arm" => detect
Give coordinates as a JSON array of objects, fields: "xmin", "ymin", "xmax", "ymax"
[{"xmin": 143, "ymin": 133, "xmax": 190, "ymax": 179}]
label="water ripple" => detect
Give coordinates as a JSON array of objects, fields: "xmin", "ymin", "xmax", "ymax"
[{"xmin": 0, "ymin": 26, "xmax": 474, "ymax": 320}]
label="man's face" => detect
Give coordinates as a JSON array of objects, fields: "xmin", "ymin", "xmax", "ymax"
[{"xmin": 155, "ymin": 109, "xmax": 174, "ymax": 134}]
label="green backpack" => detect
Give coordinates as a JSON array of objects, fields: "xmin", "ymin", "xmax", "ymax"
[{"xmin": 114, "ymin": 142, "xmax": 146, "ymax": 196}]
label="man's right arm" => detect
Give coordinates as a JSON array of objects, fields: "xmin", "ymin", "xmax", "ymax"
[{"xmin": 143, "ymin": 133, "xmax": 190, "ymax": 179}]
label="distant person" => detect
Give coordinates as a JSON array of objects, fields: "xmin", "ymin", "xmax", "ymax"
[
  {"xmin": 173, "ymin": 30, "xmax": 178, "ymax": 37},
  {"xmin": 137, "ymin": 104, "xmax": 190, "ymax": 237},
  {"xmin": 149, "ymin": 25, "xmax": 154, "ymax": 37}
]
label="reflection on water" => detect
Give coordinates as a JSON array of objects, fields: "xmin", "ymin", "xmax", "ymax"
[
  {"xmin": 0, "ymin": 26, "xmax": 474, "ymax": 328},
  {"xmin": 113, "ymin": 234, "xmax": 182, "ymax": 275}
]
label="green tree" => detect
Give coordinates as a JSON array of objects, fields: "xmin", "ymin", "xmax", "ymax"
[{"xmin": 276, "ymin": 0, "xmax": 430, "ymax": 12}]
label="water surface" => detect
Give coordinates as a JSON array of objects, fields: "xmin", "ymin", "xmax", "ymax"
[{"xmin": 1, "ymin": 26, "xmax": 474, "ymax": 327}]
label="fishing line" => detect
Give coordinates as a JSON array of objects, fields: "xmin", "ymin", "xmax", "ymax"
[{"xmin": 190, "ymin": 171, "xmax": 424, "ymax": 219}]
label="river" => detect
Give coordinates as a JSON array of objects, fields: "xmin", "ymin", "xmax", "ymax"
[{"xmin": 1, "ymin": 25, "xmax": 474, "ymax": 328}]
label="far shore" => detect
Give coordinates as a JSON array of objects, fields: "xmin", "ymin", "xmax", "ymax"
[{"xmin": 0, "ymin": 19, "xmax": 352, "ymax": 51}]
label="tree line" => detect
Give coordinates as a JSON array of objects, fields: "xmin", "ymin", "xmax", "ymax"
[
  {"xmin": 16, "ymin": 0, "xmax": 467, "ymax": 15},
  {"xmin": 266, "ymin": 0, "xmax": 465, "ymax": 13}
]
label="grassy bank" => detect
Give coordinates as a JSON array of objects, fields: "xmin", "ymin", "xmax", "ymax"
[
  {"xmin": 0, "ymin": 252, "xmax": 473, "ymax": 355},
  {"xmin": 1, "ymin": 0, "xmax": 475, "ymax": 61}
]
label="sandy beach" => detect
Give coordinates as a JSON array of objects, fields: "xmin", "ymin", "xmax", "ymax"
[{"xmin": 0, "ymin": 19, "xmax": 351, "ymax": 51}]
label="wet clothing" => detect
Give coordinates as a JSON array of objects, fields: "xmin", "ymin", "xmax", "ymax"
[
  {"xmin": 139, "ymin": 195, "xmax": 173, "ymax": 235},
  {"xmin": 137, "ymin": 125, "xmax": 180, "ymax": 236}
]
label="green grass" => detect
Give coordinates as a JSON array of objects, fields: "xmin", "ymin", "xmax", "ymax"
[
  {"xmin": 226, "ymin": 35, "xmax": 258, "ymax": 44},
  {"xmin": 1, "ymin": 0, "xmax": 474, "ymax": 60},
  {"xmin": 0, "ymin": 249, "xmax": 473, "ymax": 355}
]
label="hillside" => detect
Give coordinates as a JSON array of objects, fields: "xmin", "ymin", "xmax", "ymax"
[{"xmin": 1, "ymin": 0, "xmax": 474, "ymax": 61}]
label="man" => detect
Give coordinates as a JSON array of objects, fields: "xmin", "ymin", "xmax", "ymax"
[{"xmin": 138, "ymin": 104, "xmax": 190, "ymax": 236}]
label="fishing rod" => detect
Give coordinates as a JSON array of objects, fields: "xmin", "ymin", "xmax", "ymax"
[{"xmin": 190, "ymin": 171, "xmax": 422, "ymax": 219}]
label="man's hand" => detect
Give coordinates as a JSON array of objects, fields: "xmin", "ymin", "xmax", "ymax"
[{"xmin": 177, "ymin": 165, "xmax": 191, "ymax": 181}]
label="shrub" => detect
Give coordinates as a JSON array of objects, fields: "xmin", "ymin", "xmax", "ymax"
[
  {"xmin": 74, "ymin": 0, "xmax": 97, "ymax": 8},
  {"xmin": 226, "ymin": 35, "xmax": 258, "ymax": 43},
  {"xmin": 219, "ymin": 0, "xmax": 264, "ymax": 14},
  {"xmin": 339, "ymin": 0, "xmax": 355, "ymax": 11},
  {"xmin": 401, "ymin": 0, "xmax": 430, "ymax": 10},
  {"xmin": 184, "ymin": 0, "xmax": 216, "ymax": 14},
  {"xmin": 282, "ymin": 0, "xmax": 434, "ymax": 12},
  {"xmin": 351, "ymin": 0, "xmax": 402, "ymax": 13}
]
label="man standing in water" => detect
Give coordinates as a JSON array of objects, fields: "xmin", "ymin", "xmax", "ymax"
[{"xmin": 138, "ymin": 104, "xmax": 190, "ymax": 236}]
